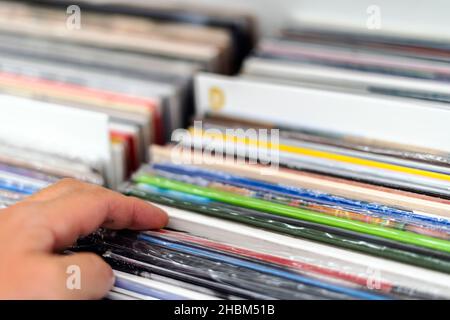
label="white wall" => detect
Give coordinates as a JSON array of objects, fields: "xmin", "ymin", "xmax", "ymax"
[{"xmin": 179, "ymin": 0, "xmax": 450, "ymax": 41}]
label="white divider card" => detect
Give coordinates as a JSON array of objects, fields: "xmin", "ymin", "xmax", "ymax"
[
  {"xmin": 0, "ymin": 93, "xmax": 111, "ymax": 172},
  {"xmin": 195, "ymin": 73, "xmax": 450, "ymax": 154}
]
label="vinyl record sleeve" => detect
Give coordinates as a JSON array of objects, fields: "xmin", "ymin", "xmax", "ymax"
[
  {"xmin": 149, "ymin": 163, "xmax": 450, "ymax": 233},
  {"xmin": 0, "ymin": 2, "xmax": 226, "ymax": 72},
  {"xmin": 113, "ymin": 270, "xmax": 215, "ymax": 300},
  {"xmin": 108, "ymin": 287, "xmax": 158, "ymax": 300},
  {"xmin": 123, "ymin": 181, "xmax": 450, "ymax": 275},
  {"xmin": 110, "ymin": 139, "xmax": 126, "ymax": 188},
  {"xmin": 281, "ymin": 27, "xmax": 450, "ymax": 61},
  {"xmin": 195, "ymin": 73, "xmax": 450, "ymax": 154},
  {"xmin": 184, "ymin": 132, "xmax": 450, "ymax": 197},
  {"xmin": 90, "ymin": 230, "xmax": 368, "ymax": 300},
  {"xmin": 201, "ymin": 114, "xmax": 450, "ymax": 166},
  {"xmin": 201, "ymin": 118, "xmax": 450, "ymax": 171},
  {"xmin": 0, "ymin": 72, "xmax": 154, "ymax": 164},
  {"xmin": 0, "ymin": 94, "xmax": 111, "ymax": 174},
  {"xmin": 110, "ymin": 122, "xmax": 141, "ymax": 173},
  {"xmin": 243, "ymin": 57, "xmax": 450, "ymax": 107},
  {"xmin": 103, "ymin": 250, "xmax": 255, "ymax": 300},
  {"xmin": 255, "ymin": 38, "xmax": 450, "ymax": 80},
  {"xmin": 157, "ymin": 204, "xmax": 450, "ymax": 298},
  {"xmin": 0, "ymin": 143, "xmax": 104, "ymax": 184},
  {"xmin": 146, "ymin": 230, "xmax": 440, "ymax": 299},
  {"xmin": 0, "ymin": 60, "xmax": 164, "ymax": 145},
  {"xmin": 0, "ymin": 30, "xmax": 199, "ymax": 133},
  {"xmin": 136, "ymin": 174, "xmax": 450, "ymax": 254},
  {"xmin": 15, "ymin": 0, "xmax": 257, "ymax": 70}
]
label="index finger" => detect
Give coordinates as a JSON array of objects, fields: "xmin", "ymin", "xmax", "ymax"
[{"xmin": 34, "ymin": 179, "xmax": 168, "ymax": 250}]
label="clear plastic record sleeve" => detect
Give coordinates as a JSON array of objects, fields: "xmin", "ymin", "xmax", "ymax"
[
  {"xmin": 280, "ymin": 27, "xmax": 450, "ymax": 62},
  {"xmin": 104, "ymin": 251, "xmax": 249, "ymax": 300},
  {"xmin": 78, "ymin": 229, "xmax": 382, "ymax": 300},
  {"xmin": 0, "ymin": 52, "xmax": 177, "ymax": 138},
  {"xmin": 150, "ymin": 145, "xmax": 450, "ymax": 218},
  {"xmin": 200, "ymin": 119, "xmax": 450, "ymax": 172},
  {"xmin": 145, "ymin": 230, "xmax": 450, "ymax": 300},
  {"xmin": 123, "ymin": 181, "xmax": 450, "ymax": 279},
  {"xmin": 108, "ymin": 287, "xmax": 159, "ymax": 300},
  {"xmin": 149, "ymin": 162, "xmax": 450, "ymax": 234},
  {"xmin": 6, "ymin": 0, "xmax": 450, "ymax": 302},
  {"xmin": 134, "ymin": 173, "xmax": 450, "ymax": 254},
  {"xmin": 243, "ymin": 56, "xmax": 450, "ymax": 111},
  {"xmin": 184, "ymin": 130, "xmax": 450, "ymax": 198},
  {"xmin": 0, "ymin": 2, "xmax": 226, "ymax": 71},
  {"xmin": 254, "ymin": 37, "xmax": 450, "ymax": 80},
  {"xmin": 15, "ymin": 0, "xmax": 258, "ymax": 71},
  {"xmin": 113, "ymin": 271, "xmax": 193, "ymax": 300},
  {"xmin": 163, "ymin": 205, "xmax": 450, "ymax": 298},
  {"xmin": 0, "ymin": 143, "xmax": 104, "ymax": 186}
]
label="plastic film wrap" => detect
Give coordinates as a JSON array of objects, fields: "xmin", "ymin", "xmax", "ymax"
[{"xmin": 77, "ymin": 229, "xmax": 388, "ymax": 300}]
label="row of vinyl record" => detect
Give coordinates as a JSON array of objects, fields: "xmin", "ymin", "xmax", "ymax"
[
  {"xmin": 1, "ymin": 0, "xmax": 450, "ymax": 300},
  {"xmin": 0, "ymin": 0, "xmax": 256, "ymax": 188},
  {"xmin": 93, "ymin": 18, "xmax": 450, "ymax": 299}
]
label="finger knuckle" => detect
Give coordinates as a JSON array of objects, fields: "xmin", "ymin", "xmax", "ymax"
[{"xmin": 55, "ymin": 178, "xmax": 84, "ymax": 190}]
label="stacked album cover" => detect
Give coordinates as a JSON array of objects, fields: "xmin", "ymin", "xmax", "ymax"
[
  {"xmin": 1, "ymin": 0, "xmax": 450, "ymax": 300},
  {"xmin": 0, "ymin": 0, "xmax": 255, "ymax": 189}
]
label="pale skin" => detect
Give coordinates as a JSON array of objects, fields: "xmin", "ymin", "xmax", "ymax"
[{"xmin": 0, "ymin": 179, "xmax": 168, "ymax": 299}]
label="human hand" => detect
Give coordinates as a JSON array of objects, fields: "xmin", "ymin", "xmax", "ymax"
[{"xmin": 0, "ymin": 179, "xmax": 168, "ymax": 299}]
